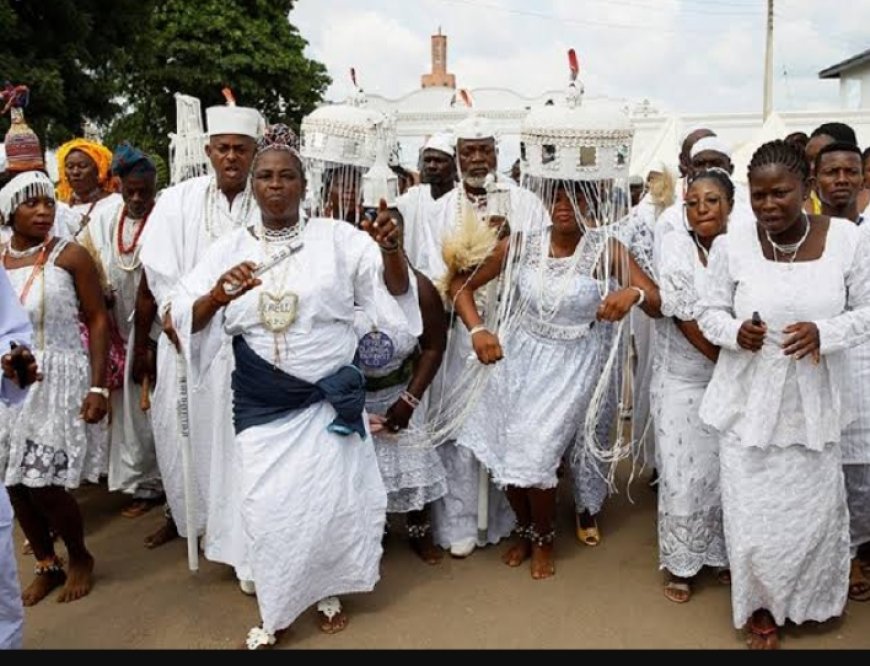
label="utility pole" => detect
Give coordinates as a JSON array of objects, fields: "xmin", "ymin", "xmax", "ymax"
[{"xmin": 763, "ymin": 0, "xmax": 774, "ymax": 120}]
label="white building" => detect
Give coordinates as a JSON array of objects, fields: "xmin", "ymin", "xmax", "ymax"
[
  {"xmin": 342, "ymin": 34, "xmax": 870, "ymax": 176},
  {"xmin": 819, "ymin": 48, "xmax": 870, "ymax": 111}
]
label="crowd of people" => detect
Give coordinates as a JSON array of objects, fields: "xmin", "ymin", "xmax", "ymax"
[{"xmin": 1, "ymin": 65, "xmax": 870, "ymax": 650}]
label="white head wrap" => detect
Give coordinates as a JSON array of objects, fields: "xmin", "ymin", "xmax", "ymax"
[
  {"xmin": 0, "ymin": 171, "xmax": 54, "ymax": 223},
  {"xmin": 206, "ymin": 105, "xmax": 264, "ymax": 139},
  {"xmin": 422, "ymin": 132, "xmax": 455, "ymax": 158},
  {"xmin": 690, "ymin": 136, "xmax": 732, "ymax": 160},
  {"xmin": 452, "ymin": 115, "xmax": 497, "ymax": 143}
]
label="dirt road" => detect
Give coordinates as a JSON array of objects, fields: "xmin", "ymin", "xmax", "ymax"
[{"xmin": 15, "ymin": 476, "xmax": 870, "ymax": 649}]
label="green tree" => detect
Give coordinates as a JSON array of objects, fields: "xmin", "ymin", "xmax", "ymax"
[
  {"xmin": 106, "ymin": 0, "xmax": 330, "ymax": 161},
  {"xmin": 0, "ymin": 0, "xmax": 154, "ymax": 147}
]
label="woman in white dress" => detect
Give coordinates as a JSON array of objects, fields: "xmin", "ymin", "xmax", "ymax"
[
  {"xmin": 449, "ymin": 180, "xmax": 661, "ymax": 579},
  {"xmin": 0, "ymin": 171, "xmax": 109, "ymax": 607},
  {"xmin": 174, "ymin": 126, "xmax": 421, "ymax": 649},
  {"xmin": 652, "ymin": 169, "xmax": 732, "ymax": 603},
  {"xmin": 697, "ymin": 140, "xmax": 870, "ymax": 649},
  {"xmin": 356, "ymin": 268, "xmax": 448, "ymax": 564}
]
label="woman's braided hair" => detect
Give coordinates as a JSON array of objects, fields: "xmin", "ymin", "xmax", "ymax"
[{"xmin": 747, "ymin": 139, "xmax": 810, "ymax": 183}]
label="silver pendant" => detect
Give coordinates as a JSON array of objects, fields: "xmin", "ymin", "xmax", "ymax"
[{"xmin": 258, "ymin": 291, "xmax": 298, "ymax": 333}]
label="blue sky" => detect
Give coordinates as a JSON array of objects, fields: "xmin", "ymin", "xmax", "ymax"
[{"xmin": 290, "ymin": 0, "xmax": 868, "ymax": 114}]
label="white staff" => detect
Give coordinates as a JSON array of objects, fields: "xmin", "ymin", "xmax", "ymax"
[{"xmin": 176, "ymin": 352, "xmax": 198, "ymax": 572}]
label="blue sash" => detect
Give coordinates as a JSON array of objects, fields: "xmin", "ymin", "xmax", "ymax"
[{"xmin": 231, "ymin": 336, "xmax": 366, "ymax": 438}]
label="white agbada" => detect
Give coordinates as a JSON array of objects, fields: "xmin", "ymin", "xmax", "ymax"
[
  {"xmin": 82, "ymin": 198, "xmax": 162, "ymax": 498},
  {"xmin": 397, "ymin": 183, "xmax": 450, "ymax": 280},
  {"xmin": 428, "ymin": 181, "xmax": 549, "ymax": 549},
  {"xmin": 139, "ymin": 175, "xmax": 257, "ymax": 582},
  {"xmin": 697, "ymin": 217, "xmax": 870, "ymax": 628},
  {"xmin": 651, "ymin": 230, "xmax": 726, "ymax": 577},
  {"xmin": 173, "ymin": 218, "xmax": 421, "ymax": 634},
  {"xmin": 841, "ymin": 216, "xmax": 870, "ymax": 556}
]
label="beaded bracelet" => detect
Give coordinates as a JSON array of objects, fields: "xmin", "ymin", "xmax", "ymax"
[{"xmin": 399, "ymin": 390, "xmax": 421, "ymax": 409}]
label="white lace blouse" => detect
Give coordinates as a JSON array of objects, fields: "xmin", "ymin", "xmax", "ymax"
[{"xmin": 697, "ymin": 217, "xmax": 870, "ymax": 451}]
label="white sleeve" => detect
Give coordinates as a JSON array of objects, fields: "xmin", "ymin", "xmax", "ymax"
[
  {"xmin": 658, "ymin": 233, "xmax": 698, "ymax": 322},
  {"xmin": 342, "ymin": 224, "xmax": 423, "ymax": 339},
  {"xmin": 696, "ymin": 235, "xmax": 742, "ymax": 351},
  {"xmin": 0, "ymin": 268, "xmax": 32, "ymax": 405},
  {"xmin": 816, "ymin": 228, "xmax": 870, "ymax": 354}
]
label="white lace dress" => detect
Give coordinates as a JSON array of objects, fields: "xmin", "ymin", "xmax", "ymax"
[
  {"xmin": 355, "ymin": 312, "xmax": 447, "ymax": 513},
  {"xmin": 457, "ymin": 232, "xmax": 610, "ymax": 490},
  {"xmin": 697, "ymin": 217, "xmax": 870, "ymax": 628},
  {"xmin": 651, "ymin": 231, "xmax": 726, "ymax": 578},
  {"xmin": 0, "ymin": 239, "xmax": 107, "ymax": 488}
]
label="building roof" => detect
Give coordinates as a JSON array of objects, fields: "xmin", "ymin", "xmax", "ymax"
[{"xmin": 819, "ymin": 48, "xmax": 870, "ymax": 79}]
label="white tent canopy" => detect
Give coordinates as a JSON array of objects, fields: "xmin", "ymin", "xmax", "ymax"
[
  {"xmin": 630, "ymin": 115, "xmax": 680, "ymax": 180},
  {"xmin": 731, "ymin": 111, "xmax": 789, "ymax": 184}
]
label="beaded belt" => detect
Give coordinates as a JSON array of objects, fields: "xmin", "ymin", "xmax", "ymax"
[{"xmin": 365, "ymin": 355, "xmax": 415, "ymax": 392}]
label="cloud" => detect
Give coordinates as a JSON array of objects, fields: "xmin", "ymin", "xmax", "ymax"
[{"xmin": 289, "ymin": 0, "xmax": 868, "ymax": 113}]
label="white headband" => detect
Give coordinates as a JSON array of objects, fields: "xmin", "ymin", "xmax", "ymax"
[{"xmin": 690, "ymin": 136, "xmax": 732, "ymax": 160}]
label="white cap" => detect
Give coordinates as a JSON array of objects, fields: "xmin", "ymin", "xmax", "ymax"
[
  {"xmin": 690, "ymin": 136, "xmax": 732, "ymax": 160},
  {"xmin": 422, "ymin": 132, "xmax": 455, "ymax": 158},
  {"xmin": 206, "ymin": 105, "xmax": 264, "ymax": 139},
  {"xmin": 453, "ymin": 115, "xmax": 497, "ymax": 143}
]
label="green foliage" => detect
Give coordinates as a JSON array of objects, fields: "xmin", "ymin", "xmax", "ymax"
[
  {"xmin": 3, "ymin": 1, "xmax": 329, "ymax": 162},
  {"xmin": 111, "ymin": 0, "xmax": 330, "ymax": 160},
  {"xmin": 1, "ymin": 0, "xmax": 153, "ymax": 147}
]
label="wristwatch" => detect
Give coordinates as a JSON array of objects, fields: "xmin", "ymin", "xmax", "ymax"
[{"xmin": 88, "ymin": 387, "xmax": 110, "ymax": 399}]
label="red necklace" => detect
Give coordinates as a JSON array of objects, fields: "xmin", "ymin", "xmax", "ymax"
[{"xmin": 116, "ymin": 204, "xmax": 152, "ymax": 255}]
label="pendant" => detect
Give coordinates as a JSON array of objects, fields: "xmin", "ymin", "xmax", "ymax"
[
  {"xmin": 258, "ymin": 291, "xmax": 298, "ymax": 333},
  {"xmin": 358, "ymin": 330, "xmax": 395, "ymax": 369}
]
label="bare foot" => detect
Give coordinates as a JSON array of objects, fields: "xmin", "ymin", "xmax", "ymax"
[
  {"xmin": 530, "ymin": 542, "xmax": 555, "ymax": 580},
  {"xmin": 663, "ymin": 575, "xmax": 692, "ymax": 603},
  {"xmin": 501, "ymin": 535, "xmax": 531, "ymax": 567},
  {"xmin": 21, "ymin": 568, "xmax": 66, "ymax": 607},
  {"xmin": 410, "ymin": 533, "xmax": 444, "ymax": 565},
  {"xmin": 121, "ymin": 497, "xmax": 163, "ymax": 519},
  {"xmin": 717, "ymin": 568, "xmax": 732, "ymax": 585},
  {"xmin": 144, "ymin": 519, "xmax": 178, "ymax": 549},
  {"xmin": 57, "ymin": 553, "xmax": 94, "ymax": 603},
  {"xmin": 745, "ymin": 610, "xmax": 779, "ymax": 650},
  {"xmin": 848, "ymin": 558, "xmax": 870, "ymax": 602}
]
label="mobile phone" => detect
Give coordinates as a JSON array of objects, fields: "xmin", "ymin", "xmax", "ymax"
[
  {"xmin": 751, "ymin": 311, "xmax": 762, "ymax": 327},
  {"xmin": 9, "ymin": 342, "xmax": 29, "ymax": 387}
]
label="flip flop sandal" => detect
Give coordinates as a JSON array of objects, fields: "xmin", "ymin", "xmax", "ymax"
[{"xmin": 663, "ymin": 579, "xmax": 691, "ymax": 603}]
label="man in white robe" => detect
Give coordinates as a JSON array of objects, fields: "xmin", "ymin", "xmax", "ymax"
[
  {"xmin": 80, "ymin": 144, "xmax": 164, "ymax": 516},
  {"xmin": 139, "ymin": 103, "xmax": 262, "ymax": 589},
  {"xmin": 815, "ymin": 142, "xmax": 870, "ymax": 599},
  {"xmin": 397, "ymin": 132, "xmax": 456, "ymax": 277},
  {"xmin": 425, "ymin": 115, "xmax": 549, "ymax": 557}
]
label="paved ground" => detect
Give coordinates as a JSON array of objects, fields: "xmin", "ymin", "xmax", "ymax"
[{"xmin": 15, "ymin": 473, "xmax": 870, "ymax": 649}]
